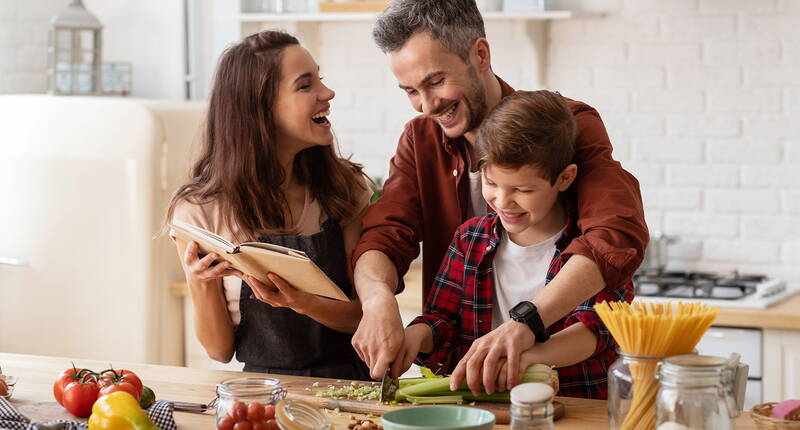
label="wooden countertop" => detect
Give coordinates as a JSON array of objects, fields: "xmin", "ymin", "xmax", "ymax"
[
  {"xmin": 171, "ymin": 268, "xmax": 800, "ymax": 329},
  {"xmin": 0, "ymin": 353, "xmax": 758, "ymax": 429}
]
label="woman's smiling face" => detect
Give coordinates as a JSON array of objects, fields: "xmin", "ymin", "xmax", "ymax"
[{"xmin": 273, "ymin": 45, "xmax": 336, "ymax": 153}]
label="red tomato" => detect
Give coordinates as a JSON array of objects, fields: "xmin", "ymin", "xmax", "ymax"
[
  {"xmin": 232, "ymin": 400, "xmax": 248, "ymax": 421},
  {"xmin": 247, "ymin": 402, "xmax": 265, "ymax": 421},
  {"xmin": 98, "ymin": 369, "xmax": 143, "ymax": 396},
  {"xmin": 233, "ymin": 421, "xmax": 252, "ymax": 430},
  {"xmin": 251, "ymin": 420, "xmax": 269, "ymax": 430},
  {"xmin": 217, "ymin": 415, "xmax": 236, "ymax": 430},
  {"xmin": 263, "ymin": 405, "xmax": 275, "ymax": 421},
  {"xmin": 53, "ymin": 367, "xmax": 90, "ymax": 406},
  {"xmin": 265, "ymin": 419, "xmax": 279, "ymax": 430},
  {"xmin": 115, "ymin": 369, "xmax": 143, "ymax": 396},
  {"xmin": 99, "ymin": 380, "xmax": 140, "ymax": 402},
  {"xmin": 62, "ymin": 378, "xmax": 99, "ymax": 417}
]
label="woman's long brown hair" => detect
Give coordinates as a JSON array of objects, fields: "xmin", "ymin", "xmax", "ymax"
[{"xmin": 166, "ymin": 30, "xmax": 367, "ymax": 241}]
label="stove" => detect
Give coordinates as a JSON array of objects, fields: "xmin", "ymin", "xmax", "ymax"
[{"xmin": 633, "ymin": 270, "xmax": 799, "ymax": 309}]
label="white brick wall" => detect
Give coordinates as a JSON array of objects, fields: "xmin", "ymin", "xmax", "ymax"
[
  {"xmin": 549, "ymin": 0, "xmax": 800, "ymax": 280},
  {"xmin": 5, "ymin": 0, "xmax": 798, "ymax": 280}
]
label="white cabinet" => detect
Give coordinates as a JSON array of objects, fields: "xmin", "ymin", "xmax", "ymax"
[{"xmin": 763, "ymin": 329, "xmax": 800, "ymax": 401}]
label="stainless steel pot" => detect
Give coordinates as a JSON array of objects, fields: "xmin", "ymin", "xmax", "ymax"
[{"xmin": 640, "ymin": 232, "xmax": 678, "ymax": 272}]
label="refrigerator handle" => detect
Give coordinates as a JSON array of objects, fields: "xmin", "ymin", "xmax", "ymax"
[{"xmin": 0, "ymin": 257, "xmax": 28, "ymax": 267}]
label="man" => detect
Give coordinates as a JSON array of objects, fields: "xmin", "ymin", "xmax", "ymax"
[{"xmin": 350, "ymin": 0, "xmax": 648, "ymax": 394}]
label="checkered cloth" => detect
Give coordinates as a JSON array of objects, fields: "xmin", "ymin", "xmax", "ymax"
[{"xmin": 0, "ymin": 396, "xmax": 176, "ymax": 430}]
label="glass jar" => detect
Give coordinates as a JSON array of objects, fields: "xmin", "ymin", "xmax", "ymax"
[
  {"xmin": 656, "ymin": 355, "xmax": 734, "ymax": 430},
  {"xmin": 608, "ymin": 353, "xmax": 665, "ymax": 430},
  {"xmin": 509, "ymin": 382, "xmax": 555, "ymax": 430},
  {"xmin": 215, "ymin": 377, "xmax": 287, "ymax": 430},
  {"xmin": 275, "ymin": 399, "xmax": 331, "ymax": 430}
]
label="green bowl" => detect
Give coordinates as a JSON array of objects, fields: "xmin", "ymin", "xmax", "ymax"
[{"xmin": 381, "ymin": 406, "xmax": 496, "ymax": 430}]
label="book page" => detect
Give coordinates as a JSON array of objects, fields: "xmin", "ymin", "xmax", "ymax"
[
  {"xmin": 170, "ymin": 221, "xmax": 236, "ymax": 252},
  {"xmin": 240, "ymin": 242, "xmax": 309, "ymax": 259}
]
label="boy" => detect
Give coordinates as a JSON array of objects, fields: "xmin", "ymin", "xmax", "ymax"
[{"xmin": 398, "ymin": 91, "xmax": 634, "ymax": 399}]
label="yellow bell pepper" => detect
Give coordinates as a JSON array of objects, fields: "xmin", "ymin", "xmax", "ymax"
[{"xmin": 88, "ymin": 391, "xmax": 158, "ymax": 430}]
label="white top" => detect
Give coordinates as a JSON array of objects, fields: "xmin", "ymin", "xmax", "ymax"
[
  {"xmin": 467, "ymin": 151, "xmax": 489, "ymax": 218},
  {"xmin": 467, "ymin": 165, "xmax": 488, "ymax": 219},
  {"xmin": 491, "ymin": 228, "xmax": 564, "ymax": 330}
]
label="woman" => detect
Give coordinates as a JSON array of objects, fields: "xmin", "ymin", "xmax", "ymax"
[{"xmin": 166, "ymin": 30, "xmax": 372, "ymax": 380}]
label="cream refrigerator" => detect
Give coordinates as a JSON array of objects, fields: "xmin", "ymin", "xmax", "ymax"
[{"xmin": 0, "ymin": 95, "xmax": 205, "ymax": 365}]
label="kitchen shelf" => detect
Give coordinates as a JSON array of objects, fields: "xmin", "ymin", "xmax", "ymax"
[{"xmin": 239, "ymin": 10, "xmax": 574, "ymax": 22}]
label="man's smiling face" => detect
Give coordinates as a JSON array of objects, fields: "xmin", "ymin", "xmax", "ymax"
[{"xmin": 388, "ymin": 31, "xmax": 487, "ymax": 138}]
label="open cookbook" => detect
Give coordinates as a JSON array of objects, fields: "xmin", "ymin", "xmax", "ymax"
[{"xmin": 170, "ymin": 221, "xmax": 349, "ymax": 301}]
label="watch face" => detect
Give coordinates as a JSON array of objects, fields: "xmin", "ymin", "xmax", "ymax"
[{"xmin": 511, "ymin": 301, "xmax": 535, "ymax": 318}]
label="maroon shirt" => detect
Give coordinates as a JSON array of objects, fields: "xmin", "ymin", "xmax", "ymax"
[{"xmin": 353, "ymin": 76, "xmax": 649, "ymax": 300}]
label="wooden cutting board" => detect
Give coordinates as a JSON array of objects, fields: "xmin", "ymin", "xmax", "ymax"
[{"xmin": 282, "ymin": 380, "xmax": 565, "ymax": 425}]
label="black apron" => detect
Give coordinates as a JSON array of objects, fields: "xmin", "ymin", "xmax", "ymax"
[{"xmin": 234, "ymin": 218, "xmax": 371, "ymax": 380}]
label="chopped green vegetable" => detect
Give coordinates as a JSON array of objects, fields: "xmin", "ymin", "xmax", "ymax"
[{"xmin": 394, "ymin": 364, "xmax": 555, "ymax": 404}]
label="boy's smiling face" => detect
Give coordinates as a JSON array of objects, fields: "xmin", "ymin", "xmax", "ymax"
[{"xmin": 482, "ymin": 163, "xmax": 577, "ymax": 246}]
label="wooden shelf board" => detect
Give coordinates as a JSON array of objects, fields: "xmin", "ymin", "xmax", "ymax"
[{"xmin": 240, "ymin": 10, "xmax": 574, "ymax": 23}]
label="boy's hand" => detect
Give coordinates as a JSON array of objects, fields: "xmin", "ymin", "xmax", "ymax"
[
  {"xmin": 394, "ymin": 324, "xmax": 430, "ymax": 377},
  {"xmin": 449, "ymin": 320, "xmax": 536, "ymax": 395},
  {"xmin": 495, "ymin": 349, "xmax": 542, "ymax": 393}
]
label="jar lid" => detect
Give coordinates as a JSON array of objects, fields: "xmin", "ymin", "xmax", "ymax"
[
  {"xmin": 510, "ymin": 382, "xmax": 554, "ymax": 404},
  {"xmin": 216, "ymin": 377, "xmax": 286, "ymax": 400},
  {"xmin": 663, "ymin": 354, "xmax": 726, "ymax": 368},
  {"xmin": 275, "ymin": 399, "xmax": 331, "ymax": 430}
]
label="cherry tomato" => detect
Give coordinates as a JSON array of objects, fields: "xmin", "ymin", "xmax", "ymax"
[
  {"xmin": 62, "ymin": 377, "xmax": 99, "ymax": 417},
  {"xmin": 265, "ymin": 419, "xmax": 279, "ymax": 430},
  {"xmin": 232, "ymin": 400, "xmax": 248, "ymax": 421},
  {"xmin": 263, "ymin": 405, "xmax": 275, "ymax": 420},
  {"xmin": 251, "ymin": 420, "xmax": 269, "ymax": 430},
  {"xmin": 53, "ymin": 366, "xmax": 91, "ymax": 406},
  {"xmin": 99, "ymin": 380, "xmax": 140, "ymax": 402},
  {"xmin": 247, "ymin": 401, "xmax": 265, "ymax": 421},
  {"xmin": 217, "ymin": 415, "xmax": 236, "ymax": 430},
  {"xmin": 233, "ymin": 421, "xmax": 252, "ymax": 430}
]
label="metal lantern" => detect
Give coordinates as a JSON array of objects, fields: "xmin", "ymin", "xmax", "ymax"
[{"xmin": 48, "ymin": 0, "xmax": 103, "ymax": 95}]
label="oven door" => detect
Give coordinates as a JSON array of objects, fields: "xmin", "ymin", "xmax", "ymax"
[{"xmin": 696, "ymin": 326, "xmax": 763, "ymax": 409}]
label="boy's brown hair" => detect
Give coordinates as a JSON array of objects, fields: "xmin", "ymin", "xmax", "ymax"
[{"xmin": 476, "ymin": 90, "xmax": 577, "ymax": 184}]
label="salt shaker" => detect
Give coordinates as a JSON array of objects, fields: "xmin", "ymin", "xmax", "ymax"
[{"xmin": 509, "ymin": 382, "xmax": 555, "ymax": 430}]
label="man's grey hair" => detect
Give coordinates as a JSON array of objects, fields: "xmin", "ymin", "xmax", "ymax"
[{"xmin": 373, "ymin": 0, "xmax": 486, "ymax": 62}]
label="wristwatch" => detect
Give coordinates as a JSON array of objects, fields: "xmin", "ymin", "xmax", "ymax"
[{"xmin": 509, "ymin": 301, "xmax": 550, "ymax": 343}]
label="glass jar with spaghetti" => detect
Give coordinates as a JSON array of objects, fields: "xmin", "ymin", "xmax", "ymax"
[
  {"xmin": 608, "ymin": 352, "xmax": 666, "ymax": 430},
  {"xmin": 655, "ymin": 354, "xmax": 734, "ymax": 430}
]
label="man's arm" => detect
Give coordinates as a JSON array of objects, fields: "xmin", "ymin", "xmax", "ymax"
[
  {"xmin": 351, "ymin": 123, "xmax": 425, "ymax": 379},
  {"xmin": 563, "ymin": 101, "xmax": 649, "ymax": 288}
]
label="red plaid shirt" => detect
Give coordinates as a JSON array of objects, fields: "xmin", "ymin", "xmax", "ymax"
[{"xmin": 410, "ymin": 212, "xmax": 634, "ymax": 400}]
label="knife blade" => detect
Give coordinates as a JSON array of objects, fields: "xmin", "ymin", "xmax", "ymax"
[{"xmin": 379, "ymin": 369, "xmax": 399, "ymax": 403}]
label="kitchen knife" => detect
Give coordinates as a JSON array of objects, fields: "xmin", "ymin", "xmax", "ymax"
[{"xmin": 379, "ymin": 369, "xmax": 399, "ymax": 403}]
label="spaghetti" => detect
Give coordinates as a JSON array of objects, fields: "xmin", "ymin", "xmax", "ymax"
[{"xmin": 595, "ymin": 301, "xmax": 719, "ymax": 430}]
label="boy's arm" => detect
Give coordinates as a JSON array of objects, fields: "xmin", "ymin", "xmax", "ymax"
[
  {"xmin": 406, "ymin": 231, "xmax": 468, "ymax": 372},
  {"xmin": 560, "ymin": 281, "xmax": 634, "ymax": 357}
]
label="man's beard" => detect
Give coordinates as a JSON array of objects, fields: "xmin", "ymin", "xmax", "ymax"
[{"xmin": 462, "ymin": 65, "xmax": 487, "ymax": 135}]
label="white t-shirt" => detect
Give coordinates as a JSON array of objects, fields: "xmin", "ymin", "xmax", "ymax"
[
  {"xmin": 467, "ymin": 152, "xmax": 489, "ymax": 218},
  {"xmin": 467, "ymin": 163, "xmax": 488, "ymax": 219},
  {"xmin": 491, "ymin": 227, "xmax": 565, "ymax": 330}
]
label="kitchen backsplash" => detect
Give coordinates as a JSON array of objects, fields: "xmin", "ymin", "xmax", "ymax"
[{"xmin": 311, "ymin": 0, "xmax": 800, "ymax": 281}]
